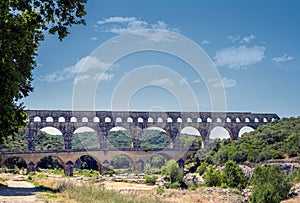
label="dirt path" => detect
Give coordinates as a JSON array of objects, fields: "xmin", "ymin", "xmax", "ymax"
[{"xmin": 0, "ymin": 175, "xmax": 42, "ymax": 203}]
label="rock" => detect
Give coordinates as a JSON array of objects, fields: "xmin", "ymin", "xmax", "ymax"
[
  {"xmin": 241, "ymin": 186, "xmax": 252, "ymax": 202},
  {"xmin": 184, "ymin": 173, "xmax": 205, "ymax": 187},
  {"xmin": 288, "ymin": 183, "xmax": 300, "ymax": 198},
  {"xmin": 155, "ymin": 176, "xmax": 169, "ymax": 187}
]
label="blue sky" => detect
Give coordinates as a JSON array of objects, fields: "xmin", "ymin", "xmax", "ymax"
[{"xmin": 23, "ymin": 0, "xmax": 300, "ymax": 118}]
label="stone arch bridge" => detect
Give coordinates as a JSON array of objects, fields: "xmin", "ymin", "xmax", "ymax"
[{"xmin": 0, "ymin": 110, "xmax": 279, "ymax": 176}]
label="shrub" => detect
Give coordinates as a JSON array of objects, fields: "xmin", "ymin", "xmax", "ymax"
[
  {"xmin": 189, "ymin": 184, "xmax": 196, "ymax": 190},
  {"xmin": 204, "ymin": 165, "xmax": 222, "ymax": 187},
  {"xmin": 250, "ymin": 165, "xmax": 292, "ymax": 203},
  {"xmin": 156, "ymin": 186, "xmax": 165, "ymax": 195},
  {"xmin": 222, "ymin": 160, "xmax": 248, "ymax": 190},
  {"xmin": 169, "ymin": 181, "xmax": 181, "ymax": 189},
  {"xmin": 144, "ymin": 175, "xmax": 158, "ymax": 185},
  {"xmin": 197, "ymin": 162, "xmax": 208, "ymax": 176}
]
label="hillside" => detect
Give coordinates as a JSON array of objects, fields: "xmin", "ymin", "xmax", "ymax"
[{"xmin": 196, "ymin": 117, "xmax": 300, "ymax": 165}]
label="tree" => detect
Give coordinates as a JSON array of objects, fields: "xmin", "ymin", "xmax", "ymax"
[
  {"xmin": 222, "ymin": 160, "xmax": 248, "ymax": 190},
  {"xmin": 0, "ymin": 0, "xmax": 87, "ymax": 143},
  {"xmin": 204, "ymin": 165, "xmax": 222, "ymax": 187},
  {"xmin": 250, "ymin": 165, "xmax": 292, "ymax": 203}
]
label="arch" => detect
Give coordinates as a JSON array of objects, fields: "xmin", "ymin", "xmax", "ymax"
[
  {"xmin": 263, "ymin": 118, "xmax": 268, "ymax": 122},
  {"xmin": 179, "ymin": 126, "xmax": 202, "ymax": 148},
  {"xmin": 3, "ymin": 157, "xmax": 27, "ymax": 169},
  {"xmin": 177, "ymin": 118, "xmax": 182, "ymax": 123},
  {"xmin": 238, "ymin": 126, "xmax": 255, "ymax": 137},
  {"xmin": 37, "ymin": 156, "xmax": 64, "ymax": 170},
  {"xmin": 40, "ymin": 126, "xmax": 63, "ymax": 135},
  {"xmin": 207, "ymin": 117, "xmax": 212, "ymax": 122},
  {"xmin": 111, "ymin": 154, "xmax": 133, "ymax": 173},
  {"xmin": 271, "ymin": 117, "xmax": 276, "ymax": 122},
  {"xmin": 72, "ymin": 127, "xmax": 98, "ymax": 149},
  {"xmin": 127, "ymin": 117, "xmax": 133, "ymax": 123},
  {"xmin": 167, "ymin": 117, "xmax": 173, "ymax": 122},
  {"xmin": 105, "ymin": 117, "xmax": 111, "ymax": 123},
  {"xmin": 138, "ymin": 117, "xmax": 144, "ymax": 123},
  {"xmin": 107, "ymin": 127, "xmax": 131, "ymax": 149},
  {"xmin": 216, "ymin": 118, "xmax": 222, "ymax": 123},
  {"xmin": 82, "ymin": 117, "xmax": 88, "ymax": 122},
  {"xmin": 209, "ymin": 126, "xmax": 231, "ymax": 140},
  {"xmin": 145, "ymin": 154, "xmax": 168, "ymax": 171},
  {"xmin": 236, "ymin": 117, "xmax": 241, "ymax": 123},
  {"xmin": 33, "ymin": 116, "xmax": 41, "ymax": 122},
  {"xmin": 58, "ymin": 117, "xmax": 65, "ymax": 122},
  {"xmin": 157, "ymin": 117, "xmax": 163, "ymax": 123},
  {"xmin": 115, "ymin": 117, "xmax": 122, "ymax": 123},
  {"xmin": 148, "ymin": 117, "xmax": 153, "ymax": 123},
  {"xmin": 226, "ymin": 117, "xmax": 231, "ymax": 122},
  {"xmin": 187, "ymin": 117, "xmax": 192, "ymax": 123},
  {"xmin": 36, "ymin": 127, "xmax": 64, "ymax": 150},
  {"xmin": 93, "ymin": 117, "xmax": 100, "ymax": 122},
  {"xmin": 46, "ymin": 116, "xmax": 53, "ymax": 122},
  {"xmin": 141, "ymin": 127, "xmax": 170, "ymax": 149},
  {"xmin": 70, "ymin": 117, "xmax": 77, "ymax": 122},
  {"xmin": 244, "ymin": 117, "xmax": 250, "ymax": 123},
  {"xmin": 197, "ymin": 117, "xmax": 202, "ymax": 122},
  {"xmin": 254, "ymin": 118, "xmax": 260, "ymax": 123},
  {"xmin": 74, "ymin": 155, "xmax": 99, "ymax": 171}
]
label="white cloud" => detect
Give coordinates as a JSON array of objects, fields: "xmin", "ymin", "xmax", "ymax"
[
  {"xmin": 39, "ymin": 56, "xmax": 116, "ymax": 82},
  {"xmin": 150, "ymin": 78, "xmax": 174, "ymax": 87},
  {"xmin": 240, "ymin": 34, "xmax": 255, "ymax": 43},
  {"xmin": 228, "ymin": 34, "xmax": 255, "ymax": 43},
  {"xmin": 90, "ymin": 37, "xmax": 98, "ymax": 41},
  {"xmin": 96, "ymin": 16, "xmax": 178, "ymax": 42},
  {"xmin": 74, "ymin": 73, "xmax": 114, "ymax": 84},
  {"xmin": 228, "ymin": 35, "xmax": 241, "ymax": 42},
  {"xmin": 272, "ymin": 53, "xmax": 294, "ymax": 63},
  {"xmin": 201, "ymin": 39, "xmax": 210, "ymax": 45},
  {"xmin": 214, "ymin": 45, "xmax": 265, "ymax": 69},
  {"xmin": 209, "ymin": 77, "xmax": 237, "ymax": 88}
]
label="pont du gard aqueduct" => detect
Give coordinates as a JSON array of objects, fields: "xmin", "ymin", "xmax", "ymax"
[{"xmin": 0, "ymin": 110, "xmax": 279, "ymax": 176}]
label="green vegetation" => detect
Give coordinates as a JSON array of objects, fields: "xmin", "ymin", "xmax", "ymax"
[
  {"xmin": 106, "ymin": 130, "xmax": 132, "ymax": 148},
  {"xmin": 72, "ymin": 132, "xmax": 99, "ymax": 149},
  {"xmin": 140, "ymin": 130, "xmax": 170, "ymax": 149},
  {"xmin": 0, "ymin": 0, "xmax": 87, "ymax": 143},
  {"xmin": 162, "ymin": 159, "xmax": 186, "ymax": 188},
  {"xmin": 144, "ymin": 175, "xmax": 158, "ymax": 185},
  {"xmin": 250, "ymin": 165, "xmax": 292, "ymax": 203},
  {"xmin": 178, "ymin": 134, "xmax": 202, "ymax": 148},
  {"xmin": 1, "ymin": 131, "xmax": 28, "ymax": 152},
  {"xmin": 35, "ymin": 132, "xmax": 64, "ymax": 150},
  {"xmin": 197, "ymin": 117, "xmax": 300, "ymax": 165}
]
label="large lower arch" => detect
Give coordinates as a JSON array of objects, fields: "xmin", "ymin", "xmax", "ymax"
[
  {"xmin": 72, "ymin": 126, "xmax": 99, "ymax": 149},
  {"xmin": 36, "ymin": 156, "xmax": 64, "ymax": 170},
  {"xmin": 209, "ymin": 126, "xmax": 231, "ymax": 140},
  {"xmin": 111, "ymin": 154, "xmax": 133, "ymax": 174},
  {"xmin": 2, "ymin": 157, "xmax": 27, "ymax": 170},
  {"xmin": 145, "ymin": 153, "xmax": 168, "ymax": 174},
  {"xmin": 74, "ymin": 155, "xmax": 99, "ymax": 171}
]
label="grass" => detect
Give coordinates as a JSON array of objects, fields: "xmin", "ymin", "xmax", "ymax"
[{"xmin": 29, "ymin": 173, "xmax": 161, "ymax": 203}]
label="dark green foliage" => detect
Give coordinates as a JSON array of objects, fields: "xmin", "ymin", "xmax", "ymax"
[
  {"xmin": 178, "ymin": 134, "xmax": 202, "ymax": 148},
  {"xmin": 111, "ymin": 155, "xmax": 132, "ymax": 170},
  {"xmin": 3, "ymin": 157, "xmax": 27, "ymax": 169},
  {"xmin": 35, "ymin": 131, "xmax": 64, "ymax": 150},
  {"xmin": 0, "ymin": 0, "xmax": 87, "ymax": 143},
  {"xmin": 37, "ymin": 156, "xmax": 63, "ymax": 169},
  {"xmin": 72, "ymin": 132, "xmax": 99, "ymax": 149},
  {"xmin": 222, "ymin": 160, "xmax": 248, "ymax": 190},
  {"xmin": 75, "ymin": 156, "xmax": 98, "ymax": 170},
  {"xmin": 106, "ymin": 131, "xmax": 131, "ymax": 149},
  {"xmin": 140, "ymin": 130, "xmax": 170, "ymax": 149},
  {"xmin": 200, "ymin": 117, "xmax": 300, "ymax": 165},
  {"xmin": 204, "ymin": 165, "xmax": 222, "ymax": 187},
  {"xmin": 1, "ymin": 131, "xmax": 28, "ymax": 152},
  {"xmin": 250, "ymin": 165, "xmax": 292, "ymax": 203}
]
